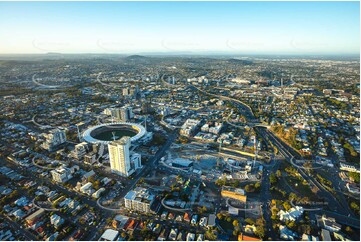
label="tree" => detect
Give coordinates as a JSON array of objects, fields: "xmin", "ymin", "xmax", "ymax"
[
  {"xmin": 198, "ymin": 206, "xmax": 207, "ymax": 214},
  {"xmin": 232, "ymin": 180, "xmax": 240, "ymax": 188},
  {"xmin": 106, "ymin": 217, "xmax": 113, "ymax": 225},
  {"xmin": 343, "ymin": 142, "xmax": 357, "ymax": 157},
  {"xmin": 93, "ymin": 180, "xmax": 101, "ymax": 190},
  {"xmin": 271, "ymin": 214, "xmax": 278, "ymax": 220},
  {"xmin": 283, "ymin": 201, "xmax": 291, "ymax": 211},
  {"xmin": 300, "ymin": 224, "xmax": 311, "ymax": 234},
  {"xmin": 254, "ymin": 182, "xmax": 261, "ymax": 191},
  {"xmin": 345, "ymin": 226, "xmax": 353, "ymax": 235},
  {"xmin": 215, "ymin": 178, "xmax": 227, "ymax": 187},
  {"xmin": 201, "ymin": 206, "xmax": 207, "ymax": 213},
  {"xmin": 276, "ymin": 170, "xmax": 282, "ymax": 178},
  {"xmin": 138, "ymin": 178, "xmax": 145, "ymax": 184},
  {"xmin": 256, "ymin": 218, "xmax": 265, "ymax": 227},
  {"xmin": 245, "ymin": 184, "xmax": 253, "ymax": 193},
  {"xmin": 205, "ymin": 229, "xmax": 217, "ymax": 240},
  {"xmin": 349, "ymin": 172, "xmax": 360, "ymax": 183},
  {"xmin": 254, "ymin": 225, "xmax": 265, "ymax": 239},
  {"xmin": 289, "ymin": 193, "xmax": 298, "ymax": 202},
  {"xmin": 244, "ymin": 218, "xmax": 255, "ymax": 225},
  {"xmin": 350, "ymin": 202, "xmax": 360, "ymax": 214},
  {"xmin": 271, "ymin": 207, "xmax": 279, "ymax": 217},
  {"xmin": 286, "ymin": 221, "xmax": 296, "ymax": 229},
  {"xmin": 232, "ymin": 219, "xmax": 239, "ymax": 227},
  {"xmin": 270, "ymin": 173, "xmax": 278, "ymax": 185}
]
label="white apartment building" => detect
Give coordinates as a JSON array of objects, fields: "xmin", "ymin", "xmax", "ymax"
[
  {"xmin": 124, "ymin": 187, "xmax": 155, "ymax": 213},
  {"xmin": 108, "ymin": 137, "xmax": 141, "ymax": 177}
]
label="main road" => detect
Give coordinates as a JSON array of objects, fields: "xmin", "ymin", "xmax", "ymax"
[
  {"xmin": 259, "ymin": 155, "xmax": 280, "ymax": 241},
  {"xmin": 0, "ymin": 214, "xmax": 38, "ymax": 241},
  {"xmin": 112, "ymin": 131, "xmax": 179, "ymax": 199}
]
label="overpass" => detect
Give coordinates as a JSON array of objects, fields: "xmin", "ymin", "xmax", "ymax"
[
  {"xmin": 190, "ymin": 85, "xmax": 255, "ymax": 117},
  {"xmin": 257, "ymin": 126, "xmax": 359, "ymax": 221}
]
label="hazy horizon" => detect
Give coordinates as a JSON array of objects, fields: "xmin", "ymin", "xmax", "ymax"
[{"xmin": 0, "ymin": 1, "xmax": 359, "ymax": 55}]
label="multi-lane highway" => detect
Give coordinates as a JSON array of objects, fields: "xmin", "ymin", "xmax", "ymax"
[{"xmin": 259, "ymin": 156, "xmax": 280, "ymax": 241}]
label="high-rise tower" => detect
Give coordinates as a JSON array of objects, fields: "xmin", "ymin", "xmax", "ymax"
[
  {"xmin": 108, "ymin": 137, "xmax": 131, "ymax": 177},
  {"xmin": 108, "ymin": 136, "xmax": 141, "ymax": 177}
]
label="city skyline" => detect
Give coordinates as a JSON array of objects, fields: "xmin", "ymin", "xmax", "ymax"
[
  {"xmin": 0, "ymin": 1, "xmax": 359, "ymax": 55},
  {"xmin": 0, "ymin": 1, "xmax": 360, "ymax": 241}
]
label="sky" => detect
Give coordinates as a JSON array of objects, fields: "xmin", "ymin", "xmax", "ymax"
[{"xmin": 0, "ymin": 1, "xmax": 359, "ymax": 55}]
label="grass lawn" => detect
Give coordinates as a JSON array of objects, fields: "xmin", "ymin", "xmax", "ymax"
[{"xmin": 285, "ymin": 175, "xmax": 319, "ymax": 201}]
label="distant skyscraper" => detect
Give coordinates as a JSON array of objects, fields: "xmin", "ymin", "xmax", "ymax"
[
  {"xmin": 123, "ymin": 87, "xmax": 130, "ymax": 96},
  {"xmin": 120, "ymin": 106, "xmax": 133, "ymax": 121},
  {"xmin": 108, "ymin": 137, "xmax": 141, "ymax": 177},
  {"xmin": 103, "ymin": 106, "xmax": 133, "ymax": 122}
]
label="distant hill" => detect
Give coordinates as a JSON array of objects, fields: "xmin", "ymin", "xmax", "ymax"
[{"xmin": 125, "ymin": 55, "xmax": 149, "ymax": 61}]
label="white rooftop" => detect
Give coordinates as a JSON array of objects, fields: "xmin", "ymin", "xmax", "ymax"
[{"xmin": 100, "ymin": 229, "xmax": 119, "ymax": 241}]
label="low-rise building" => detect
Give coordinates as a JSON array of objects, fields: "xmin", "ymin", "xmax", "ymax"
[
  {"xmin": 279, "ymin": 225, "xmax": 298, "ymax": 240},
  {"xmin": 186, "ymin": 233, "xmax": 195, "ymax": 241},
  {"xmin": 124, "ymin": 187, "xmax": 155, "ymax": 213},
  {"xmin": 99, "ymin": 229, "xmax": 119, "ymax": 241},
  {"xmin": 41, "ymin": 129, "xmax": 66, "ymax": 151},
  {"xmin": 171, "ymin": 158, "xmax": 193, "ymax": 168},
  {"xmin": 73, "ymin": 142, "xmax": 88, "ymax": 160},
  {"xmin": 25, "ymin": 208, "xmax": 45, "ymax": 226},
  {"xmin": 180, "ymin": 119, "xmax": 201, "ymax": 137},
  {"xmin": 168, "ymin": 228, "xmax": 178, "ymax": 241},
  {"xmin": 50, "ymin": 214, "xmax": 64, "ymax": 228},
  {"xmin": 207, "ymin": 214, "xmax": 216, "ymax": 228},
  {"xmin": 317, "ymin": 215, "xmax": 342, "ymax": 232},
  {"xmin": 80, "ymin": 182, "xmax": 93, "ymax": 195},
  {"xmin": 84, "ymin": 152, "xmax": 96, "ymax": 164},
  {"xmin": 50, "ymin": 167, "xmax": 72, "ymax": 183},
  {"xmin": 321, "ymin": 229, "xmax": 331, "ymax": 241},
  {"xmin": 92, "ymin": 188, "xmax": 105, "ymax": 199},
  {"xmin": 238, "ymin": 233, "xmax": 260, "ymax": 241},
  {"xmin": 346, "ymin": 183, "xmax": 360, "ymax": 194},
  {"xmin": 278, "ymin": 206, "xmax": 304, "ymax": 222},
  {"xmin": 221, "ymin": 186, "xmax": 247, "ymax": 202}
]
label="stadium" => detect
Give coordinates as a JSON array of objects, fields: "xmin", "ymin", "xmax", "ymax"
[{"xmin": 82, "ymin": 122, "xmax": 146, "ymax": 144}]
